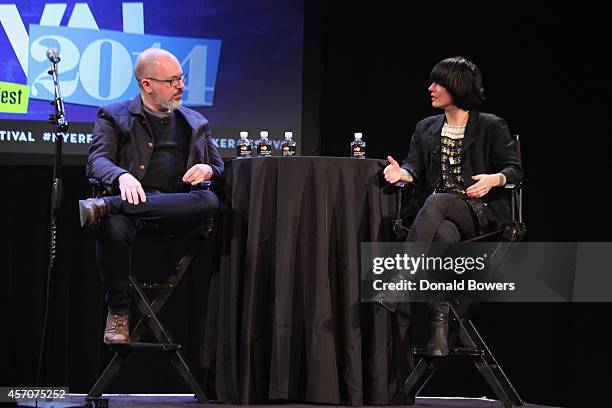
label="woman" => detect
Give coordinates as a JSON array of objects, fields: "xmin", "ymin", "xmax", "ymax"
[{"xmin": 380, "ymin": 56, "xmax": 523, "ymax": 356}]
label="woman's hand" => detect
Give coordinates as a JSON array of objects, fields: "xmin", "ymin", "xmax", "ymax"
[
  {"xmin": 466, "ymin": 173, "xmax": 506, "ymax": 198},
  {"xmin": 383, "ymin": 156, "xmax": 405, "ymax": 184},
  {"xmin": 384, "ymin": 156, "xmax": 414, "ymax": 184}
]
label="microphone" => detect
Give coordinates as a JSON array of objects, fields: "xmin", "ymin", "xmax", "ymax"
[{"xmin": 46, "ymin": 48, "xmax": 60, "ymax": 63}]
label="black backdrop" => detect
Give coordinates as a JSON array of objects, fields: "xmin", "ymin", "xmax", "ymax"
[{"xmin": 2, "ymin": 3, "xmax": 612, "ymax": 407}]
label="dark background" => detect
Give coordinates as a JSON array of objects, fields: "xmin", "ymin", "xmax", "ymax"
[
  {"xmin": 2, "ymin": 3, "xmax": 611, "ymax": 407},
  {"xmin": 314, "ymin": 4, "xmax": 612, "ymax": 406}
]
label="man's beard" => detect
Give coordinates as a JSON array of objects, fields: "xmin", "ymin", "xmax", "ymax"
[{"xmin": 152, "ymin": 91, "xmax": 182, "ymax": 112}]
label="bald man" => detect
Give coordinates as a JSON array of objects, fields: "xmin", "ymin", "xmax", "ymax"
[{"xmin": 79, "ymin": 48, "xmax": 223, "ymax": 345}]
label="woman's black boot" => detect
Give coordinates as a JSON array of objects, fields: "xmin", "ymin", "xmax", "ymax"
[{"xmin": 425, "ymin": 301, "xmax": 449, "ymax": 356}]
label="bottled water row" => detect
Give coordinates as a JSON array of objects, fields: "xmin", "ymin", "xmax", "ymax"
[
  {"xmin": 236, "ymin": 131, "xmax": 296, "ymax": 158},
  {"xmin": 235, "ymin": 131, "xmax": 367, "ymax": 159}
]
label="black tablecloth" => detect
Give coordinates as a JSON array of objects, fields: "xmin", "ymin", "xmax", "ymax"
[{"xmin": 207, "ymin": 157, "xmax": 414, "ymax": 405}]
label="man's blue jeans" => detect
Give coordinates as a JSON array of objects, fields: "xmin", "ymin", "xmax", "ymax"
[{"xmin": 95, "ymin": 189, "xmax": 219, "ymax": 315}]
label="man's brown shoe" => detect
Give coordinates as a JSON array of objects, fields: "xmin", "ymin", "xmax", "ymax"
[
  {"xmin": 103, "ymin": 312, "xmax": 129, "ymax": 345},
  {"xmin": 79, "ymin": 197, "xmax": 109, "ymax": 227}
]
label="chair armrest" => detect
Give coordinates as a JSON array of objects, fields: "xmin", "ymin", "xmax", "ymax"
[
  {"xmin": 87, "ymin": 177, "xmax": 110, "ymax": 198},
  {"xmin": 191, "ymin": 180, "xmax": 213, "ymax": 191},
  {"xmin": 504, "ymin": 181, "xmax": 523, "ymax": 190},
  {"xmin": 394, "ymin": 181, "xmax": 413, "ymax": 189},
  {"xmin": 88, "ymin": 178, "xmax": 102, "ymax": 186}
]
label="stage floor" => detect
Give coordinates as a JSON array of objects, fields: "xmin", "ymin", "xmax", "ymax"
[{"xmin": 15, "ymin": 394, "xmax": 563, "ymax": 408}]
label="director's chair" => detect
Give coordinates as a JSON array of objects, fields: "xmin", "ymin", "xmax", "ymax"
[
  {"xmin": 85, "ymin": 179, "xmax": 213, "ymax": 405},
  {"xmin": 390, "ymin": 135, "xmax": 526, "ymax": 408}
]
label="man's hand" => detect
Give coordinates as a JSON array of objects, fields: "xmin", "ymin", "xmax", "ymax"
[
  {"xmin": 466, "ymin": 174, "xmax": 505, "ymax": 198},
  {"xmin": 118, "ymin": 173, "xmax": 146, "ymax": 205},
  {"xmin": 183, "ymin": 164, "xmax": 214, "ymax": 185}
]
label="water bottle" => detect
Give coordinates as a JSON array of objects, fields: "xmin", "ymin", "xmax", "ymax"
[
  {"xmin": 236, "ymin": 131, "xmax": 252, "ymax": 158},
  {"xmin": 351, "ymin": 132, "xmax": 366, "ymax": 158},
  {"xmin": 281, "ymin": 131, "xmax": 297, "ymax": 156},
  {"xmin": 257, "ymin": 130, "xmax": 272, "ymax": 157}
]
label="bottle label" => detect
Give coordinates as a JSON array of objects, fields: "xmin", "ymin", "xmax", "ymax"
[
  {"xmin": 282, "ymin": 144, "xmax": 296, "ymax": 156},
  {"xmin": 258, "ymin": 144, "xmax": 272, "ymax": 156},
  {"xmin": 352, "ymin": 145, "xmax": 365, "ymax": 158},
  {"xmin": 237, "ymin": 145, "xmax": 252, "ymax": 158}
]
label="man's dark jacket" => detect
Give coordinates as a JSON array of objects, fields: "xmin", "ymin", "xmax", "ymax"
[
  {"xmin": 87, "ymin": 96, "xmax": 224, "ymax": 191},
  {"xmin": 401, "ymin": 110, "xmax": 523, "ymax": 228}
]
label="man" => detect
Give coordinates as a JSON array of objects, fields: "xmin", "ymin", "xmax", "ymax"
[{"xmin": 79, "ymin": 48, "xmax": 223, "ymax": 345}]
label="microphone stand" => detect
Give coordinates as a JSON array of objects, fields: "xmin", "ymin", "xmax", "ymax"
[
  {"xmin": 36, "ymin": 54, "xmax": 69, "ymax": 387},
  {"xmin": 49, "ymin": 56, "xmax": 68, "ymax": 218}
]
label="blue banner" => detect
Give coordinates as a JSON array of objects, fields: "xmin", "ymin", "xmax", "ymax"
[{"xmin": 27, "ymin": 24, "xmax": 221, "ymax": 107}]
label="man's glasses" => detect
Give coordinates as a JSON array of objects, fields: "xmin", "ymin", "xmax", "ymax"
[{"xmin": 146, "ymin": 73, "xmax": 187, "ymax": 87}]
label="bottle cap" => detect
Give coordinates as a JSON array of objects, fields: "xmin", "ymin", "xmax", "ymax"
[
  {"xmin": 260, "ymin": 130, "xmax": 269, "ymax": 138},
  {"xmin": 354, "ymin": 132, "xmax": 363, "ymax": 139},
  {"xmin": 284, "ymin": 131, "xmax": 293, "ymax": 139},
  {"xmin": 240, "ymin": 131, "xmax": 248, "ymax": 138}
]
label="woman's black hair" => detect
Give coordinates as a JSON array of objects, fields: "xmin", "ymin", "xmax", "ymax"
[{"xmin": 430, "ymin": 56, "xmax": 485, "ymax": 110}]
